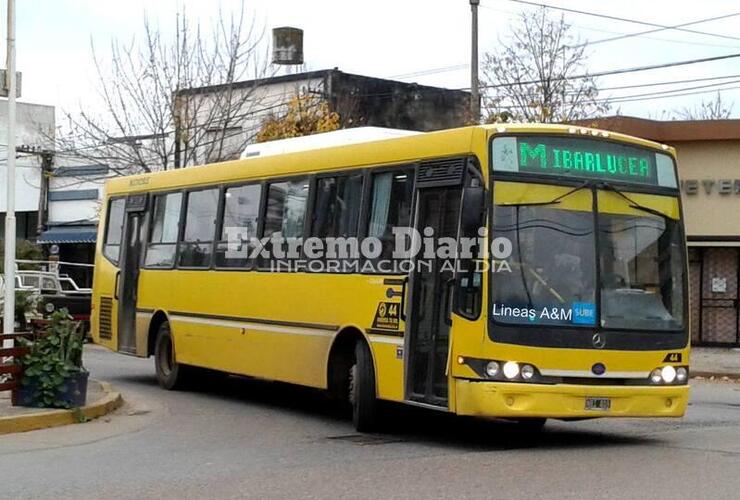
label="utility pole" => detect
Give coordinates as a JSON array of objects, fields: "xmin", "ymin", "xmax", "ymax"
[
  {"xmin": 2, "ymin": 0, "xmax": 16, "ymax": 337},
  {"xmin": 470, "ymin": 0, "xmax": 481, "ymax": 124},
  {"xmin": 17, "ymin": 145, "xmax": 54, "ymax": 236}
]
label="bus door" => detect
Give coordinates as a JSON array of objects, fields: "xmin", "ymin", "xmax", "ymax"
[
  {"xmin": 405, "ymin": 158, "xmax": 466, "ymax": 407},
  {"xmin": 117, "ymin": 194, "xmax": 148, "ymax": 354}
]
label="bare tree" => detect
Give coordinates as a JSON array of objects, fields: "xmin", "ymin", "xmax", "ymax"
[
  {"xmin": 55, "ymin": 4, "xmax": 272, "ymax": 175},
  {"xmin": 481, "ymin": 7, "xmax": 609, "ymax": 123},
  {"xmin": 675, "ymin": 92, "xmax": 734, "ymax": 120}
]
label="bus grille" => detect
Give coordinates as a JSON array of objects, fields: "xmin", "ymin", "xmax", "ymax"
[
  {"xmin": 416, "ymin": 157, "xmax": 466, "ymax": 187},
  {"xmin": 99, "ymin": 297, "xmax": 113, "ymax": 339}
]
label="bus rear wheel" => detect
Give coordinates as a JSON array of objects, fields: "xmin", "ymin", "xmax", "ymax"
[
  {"xmin": 154, "ymin": 321, "xmax": 193, "ymax": 390},
  {"xmin": 349, "ymin": 341, "xmax": 379, "ymax": 432}
]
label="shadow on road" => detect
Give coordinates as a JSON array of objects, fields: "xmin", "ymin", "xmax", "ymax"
[{"xmin": 117, "ymin": 369, "xmax": 657, "ymax": 451}]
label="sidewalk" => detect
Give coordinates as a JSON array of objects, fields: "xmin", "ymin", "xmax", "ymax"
[
  {"xmin": 691, "ymin": 347, "xmax": 740, "ymax": 380},
  {"xmin": 0, "ymin": 379, "xmax": 122, "ymax": 434}
]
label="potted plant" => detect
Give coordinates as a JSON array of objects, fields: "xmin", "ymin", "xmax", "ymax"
[{"xmin": 13, "ymin": 308, "xmax": 88, "ymax": 408}]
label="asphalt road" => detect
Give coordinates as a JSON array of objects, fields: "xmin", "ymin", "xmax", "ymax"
[{"xmin": 1, "ymin": 345, "xmax": 739, "ymax": 500}]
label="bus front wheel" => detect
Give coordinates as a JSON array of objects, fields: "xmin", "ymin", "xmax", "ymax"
[
  {"xmin": 350, "ymin": 341, "xmax": 379, "ymax": 432},
  {"xmin": 154, "ymin": 321, "xmax": 193, "ymax": 390}
]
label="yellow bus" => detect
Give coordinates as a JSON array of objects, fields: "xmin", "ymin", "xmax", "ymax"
[{"xmin": 91, "ymin": 124, "xmax": 690, "ymax": 431}]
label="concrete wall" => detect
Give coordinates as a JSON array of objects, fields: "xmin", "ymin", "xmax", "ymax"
[{"xmin": 673, "ymin": 140, "xmax": 740, "ymax": 238}]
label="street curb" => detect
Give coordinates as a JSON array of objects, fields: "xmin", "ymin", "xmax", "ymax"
[
  {"xmin": 691, "ymin": 371, "xmax": 740, "ymax": 381},
  {"xmin": 0, "ymin": 380, "xmax": 123, "ymax": 435}
]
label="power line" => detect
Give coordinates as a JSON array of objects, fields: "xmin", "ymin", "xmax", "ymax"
[
  {"xmin": 575, "ymin": 12, "xmax": 740, "ymax": 48},
  {"xmin": 389, "ymin": 64, "xmax": 469, "ymax": 80},
  {"xmin": 480, "ymin": 3, "xmax": 740, "ymax": 50},
  {"xmin": 606, "ymin": 84, "xmax": 740, "ymax": 105},
  {"xmin": 484, "ymin": 74, "xmax": 740, "ymax": 101},
  {"xmin": 498, "ymin": 0, "xmax": 740, "ymax": 42},
  {"xmin": 479, "ymin": 52, "xmax": 740, "ymax": 91},
  {"xmin": 393, "ymin": 11, "xmax": 740, "ymax": 84}
]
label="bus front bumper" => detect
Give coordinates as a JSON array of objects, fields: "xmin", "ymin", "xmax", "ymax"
[{"xmin": 454, "ymin": 379, "xmax": 689, "ymax": 419}]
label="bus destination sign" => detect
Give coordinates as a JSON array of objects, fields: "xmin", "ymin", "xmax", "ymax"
[{"xmin": 491, "ymin": 135, "xmax": 677, "ymax": 188}]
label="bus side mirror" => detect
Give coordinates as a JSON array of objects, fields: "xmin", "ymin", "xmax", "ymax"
[{"xmin": 461, "ymin": 185, "xmax": 485, "ymax": 235}]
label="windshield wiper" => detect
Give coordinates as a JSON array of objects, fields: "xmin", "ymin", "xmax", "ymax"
[
  {"xmin": 597, "ymin": 181, "xmax": 673, "ymax": 220},
  {"xmin": 500, "ymin": 180, "xmax": 591, "ymax": 208}
]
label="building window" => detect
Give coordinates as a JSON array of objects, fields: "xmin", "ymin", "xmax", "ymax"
[
  {"xmin": 103, "ymin": 198, "xmax": 126, "ymax": 264},
  {"xmin": 178, "ymin": 188, "xmax": 219, "ymax": 268},
  {"xmin": 145, "ymin": 192, "xmax": 183, "ymax": 268}
]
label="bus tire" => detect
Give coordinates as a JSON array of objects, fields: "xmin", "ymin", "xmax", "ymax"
[
  {"xmin": 350, "ymin": 340, "xmax": 379, "ymax": 432},
  {"xmin": 154, "ymin": 321, "xmax": 193, "ymax": 390}
]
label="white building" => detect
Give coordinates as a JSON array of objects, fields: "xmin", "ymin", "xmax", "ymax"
[{"xmin": 0, "ymin": 100, "xmax": 55, "ymax": 241}]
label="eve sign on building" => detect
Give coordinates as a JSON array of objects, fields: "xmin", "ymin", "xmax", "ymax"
[{"xmin": 491, "ymin": 135, "xmax": 678, "ymax": 188}]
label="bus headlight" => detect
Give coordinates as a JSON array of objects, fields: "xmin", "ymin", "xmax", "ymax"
[
  {"xmin": 521, "ymin": 364, "xmax": 535, "ymax": 380},
  {"xmin": 485, "ymin": 361, "xmax": 500, "ymax": 378},
  {"xmin": 650, "ymin": 365, "xmax": 688, "ymax": 384},
  {"xmin": 661, "ymin": 365, "xmax": 677, "ymax": 384},
  {"xmin": 502, "ymin": 361, "xmax": 520, "ymax": 379}
]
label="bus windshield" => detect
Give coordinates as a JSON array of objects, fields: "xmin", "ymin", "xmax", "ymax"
[{"xmin": 491, "ymin": 181, "xmax": 684, "ymax": 332}]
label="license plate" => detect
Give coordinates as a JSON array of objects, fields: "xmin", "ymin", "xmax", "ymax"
[{"xmin": 585, "ymin": 397, "xmax": 611, "ymax": 411}]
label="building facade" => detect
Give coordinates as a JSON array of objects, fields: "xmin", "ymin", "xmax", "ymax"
[
  {"xmin": 582, "ymin": 116, "xmax": 740, "ymax": 346},
  {"xmin": 0, "ymin": 100, "xmax": 55, "ymax": 241},
  {"xmin": 175, "ymin": 68, "xmax": 471, "ymax": 166}
]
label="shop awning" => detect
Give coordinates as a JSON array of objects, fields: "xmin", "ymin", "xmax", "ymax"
[{"xmin": 37, "ymin": 225, "xmax": 98, "ymax": 244}]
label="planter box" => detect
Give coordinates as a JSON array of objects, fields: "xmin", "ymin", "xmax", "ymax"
[{"xmin": 13, "ymin": 370, "xmax": 89, "ymax": 408}]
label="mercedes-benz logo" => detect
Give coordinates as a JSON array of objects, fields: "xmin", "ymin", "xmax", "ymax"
[{"xmin": 592, "ymin": 333, "xmax": 606, "ymax": 349}]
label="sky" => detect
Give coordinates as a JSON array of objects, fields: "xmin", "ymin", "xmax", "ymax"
[{"xmin": 4, "ymin": 0, "xmax": 740, "ymax": 120}]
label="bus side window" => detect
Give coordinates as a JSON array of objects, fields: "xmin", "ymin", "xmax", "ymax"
[
  {"xmin": 103, "ymin": 198, "xmax": 126, "ymax": 265},
  {"xmin": 261, "ymin": 178, "xmax": 309, "ymax": 267},
  {"xmin": 312, "ymin": 174, "xmax": 363, "ymax": 238},
  {"xmin": 215, "ymin": 184, "xmax": 262, "ymax": 269},
  {"xmin": 311, "ymin": 174, "xmax": 363, "ymax": 270},
  {"xmin": 144, "ymin": 192, "xmax": 183, "ymax": 268},
  {"xmin": 178, "ymin": 188, "xmax": 219, "ymax": 268},
  {"xmin": 366, "ymin": 168, "xmax": 414, "ymax": 266}
]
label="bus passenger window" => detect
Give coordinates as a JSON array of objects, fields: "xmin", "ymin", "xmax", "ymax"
[
  {"xmin": 103, "ymin": 198, "xmax": 126, "ymax": 264},
  {"xmin": 367, "ymin": 169, "xmax": 414, "ymax": 264},
  {"xmin": 312, "ymin": 174, "xmax": 363, "ymax": 238},
  {"xmin": 179, "ymin": 188, "xmax": 219, "ymax": 268},
  {"xmin": 215, "ymin": 184, "xmax": 262, "ymax": 268},
  {"xmin": 261, "ymin": 179, "xmax": 309, "ymax": 266},
  {"xmin": 144, "ymin": 192, "xmax": 183, "ymax": 268}
]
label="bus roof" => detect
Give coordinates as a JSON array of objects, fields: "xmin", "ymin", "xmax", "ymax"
[
  {"xmin": 240, "ymin": 127, "xmax": 422, "ymax": 159},
  {"xmin": 103, "ymin": 123, "xmax": 676, "ymax": 196}
]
